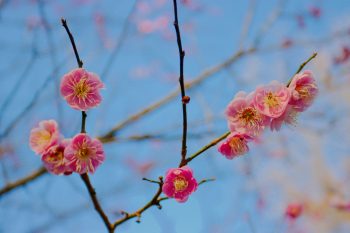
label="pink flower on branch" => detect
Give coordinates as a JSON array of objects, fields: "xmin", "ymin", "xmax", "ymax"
[
  {"xmin": 253, "ymin": 81, "xmax": 291, "ymax": 118},
  {"xmin": 60, "ymin": 68, "xmax": 104, "ymax": 111},
  {"xmin": 218, "ymin": 132, "xmax": 251, "ymax": 159},
  {"xmin": 42, "ymin": 139, "xmax": 71, "ymax": 175},
  {"xmin": 29, "ymin": 120, "xmax": 59, "ymax": 155},
  {"xmin": 64, "ymin": 133, "xmax": 105, "ymax": 174},
  {"xmin": 226, "ymin": 92, "xmax": 269, "ymax": 137},
  {"xmin": 162, "ymin": 166, "xmax": 198, "ymax": 203},
  {"xmin": 288, "ymin": 70, "xmax": 318, "ymax": 112}
]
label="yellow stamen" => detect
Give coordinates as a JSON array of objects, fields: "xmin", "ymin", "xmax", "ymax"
[
  {"xmin": 237, "ymin": 107, "xmax": 262, "ymax": 129},
  {"xmin": 174, "ymin": 177, "xmax": 188, "ymax": 192},
  {"xmin": 264, "ymin": 92, "xmax": 279, "ymax": 107},
  {"xmin": 229, "ymin": 136, "xmax": 246, "ymax": 155},
  {"xmin": 74, "ymin": 78, "xmax": 90, "ymax": 99}
]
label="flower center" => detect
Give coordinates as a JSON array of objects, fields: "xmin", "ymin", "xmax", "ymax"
[
  {"xmin": 264, "ymin": 92, "xmax": 279, "ymax": 107},
  {"xmin": 238, "ymin": 107, "xmax": 261, "ymax": 128},
  {"xmin": 74, "ymin": 78, "xmax": 90, "ymax": 98},
  {"xmin": 229, "ymin": 136, "xmax": 246, "ymax": 155},
  {"xmin": 173, "ymin": 177, "xmax": 188, "ymax": 192},
  {"xmin": 296, "ymin": 86, "xmax": 311, "ymax": 99},
  {"xmin": 77, "ymin": 147, "xmax": 90, "ymax": 160},
  {"xmin": 48, "ymin": 150, "xmax": 64, "ymax": 163},
  {"xmin": 38, "ymin": 131, "xmax": 51, "ymax": 145}
]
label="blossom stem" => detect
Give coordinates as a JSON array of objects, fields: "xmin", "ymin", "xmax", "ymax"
[
  {"xmin": 81, "ymin": 111, "xmax": 87, "ymax": 133},
  {"xmin": 287, "ymin": 52, "xmax": 317, "ymax": 87},
  {"xmin": 185, "ymin": 131, "xmax": 231, "ymax": 164},
  {"xmin": 61, "ymin": 18, "xmax": 83, "ymax": 68}
]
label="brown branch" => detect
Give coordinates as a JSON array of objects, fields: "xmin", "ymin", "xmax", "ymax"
[
  {"xmin": 287, "ymin": 52, "xmax": 317, "ymax": 87},
  {"xmin": 111, "ymin": 175, "xmax": 214, "ymax": 229},
  {"xmin": 80, "ymin": 173, "xmax": 113, "ymax": 232},
  {"xmin": 0, "ymin": 166, "xmax": 47, "ymax": 196},
  {"xmin": 112, "ymin": 177, "xmax": 164, "ymax": 229},
  {"xmin": 172, "ymin": 0, "xmax": 188, "ymax": 167},
  {"xmin": 185, "ymin": 131, "xmax": 231, "ymax": 164},
  {"xmin": 61, "ymin": 18, "xmax": 83, "ymax": 68},
  {"xmin": 81, "ymin": 111, "xmax": 87, "ymax": 133}
]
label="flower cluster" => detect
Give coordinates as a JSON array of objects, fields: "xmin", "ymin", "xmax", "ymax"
[
  {"xmin": 218, "ymin": 71, "xmax": 318, "ymax": 159},
  {"xmin": 30, "ymin": 121, "xmax": 105, "ymax": 175},
  {"xmin": 29, "ymin": 68, "xmax": 105, "ymax": 175}
]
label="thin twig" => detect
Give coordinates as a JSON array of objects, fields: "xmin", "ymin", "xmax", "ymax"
[
  {"xmin": 287, "ymin": 52, "xmax": 317, "ymax": 87},
  {"xmin": 61, "ymin": 18, "xmax": 83, "ymax": 68},
  {"xmin": 112, "ymin": 177, "xmax": 164, "ymax": 229},
  {"xmin": 186, "ymin": 131, "xmax": 230, "ymax": 164},
  {"xmin": 172, "ymin": 0, "xmax": 188, "ymax": 167},
  {"xmin": 101, "ymin": 0, "xmax": 138, "ymax": 81}
]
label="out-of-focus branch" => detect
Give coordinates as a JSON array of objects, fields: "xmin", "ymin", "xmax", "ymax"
[
  {"xmin": 101, "ymin": 0, "xmax": 138, "ymax": 81},
  {"xmin": 98, "ymin": 47, "xmax": 256, "ymax": 143},
  {"xmin": 0, "ymin": 167, "xmax": 47, "ymax": 196}
]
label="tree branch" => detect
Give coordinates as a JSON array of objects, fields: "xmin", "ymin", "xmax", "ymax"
[{"xmin": 172, "ymin": 0, "xmax": 188, "ymax": 167}]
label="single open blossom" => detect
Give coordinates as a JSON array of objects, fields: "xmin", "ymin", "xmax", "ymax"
[
  {"xmin": 64, "ymin": 133, "xmax": 105, "ymax": 174},
  {"xmin": 218, "ymin": 132, "xmax": 251, "ymax": 159},
  {"xmin": 60, "ymin": 68, "xmax": 104, "ymax": 111},
  {"xmin": 288, "ymin": 70, "xmax": 318, "ymax": 112},
  {"xmin": 226, "ymin": 92, "xmax": 269, "ymax": 137},
  {"xmin": 42, "ymin": 139, "xmax": 71, "ymax": 175},
  {"xmin": 270, "ymin": 106, "xmax": 298, "ymax": 131},
  {"xmin": 285, "ymin": 203, "xmax": 303, "ymax": 219},
  {"xmin": 162, "ymin": 166, "xmax": 198, "ymax": 203},
  {"xmin": 29, "ymin": 120, "xmax": 59, "ymax": 155},
  {"xmin": 254, "ymin": 81, "xmax": 291, "ymax": 118}
]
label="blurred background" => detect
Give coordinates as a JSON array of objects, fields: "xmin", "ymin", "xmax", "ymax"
[{"xmin": 0, "ymin": 0, "xmax": 350, "ymax": 232}]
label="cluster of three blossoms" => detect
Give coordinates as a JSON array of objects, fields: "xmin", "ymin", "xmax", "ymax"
[
  {"xmin": 218, "ymin": 70, "xmax": 318, "ymax": 159},
  {"xmin": 29, "ymin": 68, "xmax": 198, "ymax": 203}
]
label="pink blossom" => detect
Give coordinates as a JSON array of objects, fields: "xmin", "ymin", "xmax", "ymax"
[
  {"xmin": 285, "ymin": 203, "xmax": 303, "ymax": 219},
  {"xmin": 29, "ymin": 120, "xmax": 59, "ymax": 155},
  {"xmin": 270, "ymin": 106, "xmax": 298, "ymax": 131},
  {"xmin": 64, "ymin": 133, "xmax": 105, "ymax": 174},
  {"xmin": 226, "ymin": 92, "xmax": 269, "ymax": 137},
  {"xmin": 329, "ymin": 196, "xmax": 350, "ymax": 212},
  {"xmin": 60, "ymin": 68, "xmax": 104, "ymax": 111},
  {"xmin": 309, "ymin": 6, "xmax": 321, "ymax": 18},
  {"xmin": 288, "ymin": 71, "xmax": 318, "ymax": 112},
  {"xmin": 218, "ymin": 132, "xmax": 251, "ymax": 159},
  {"xmin": 42, "ymin": 139, "xmax": 71, "ymax": 175},
  {"xmin": 334, "ymin": 46, "xmax": 350, "ymax": 64},
  {"xmin": 162, "ymin": 166, "xmax": 198, "ymax": 203},
  {"xmin": 253, "ymin": 81, "xmax": 291, "ymax": 118}
]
